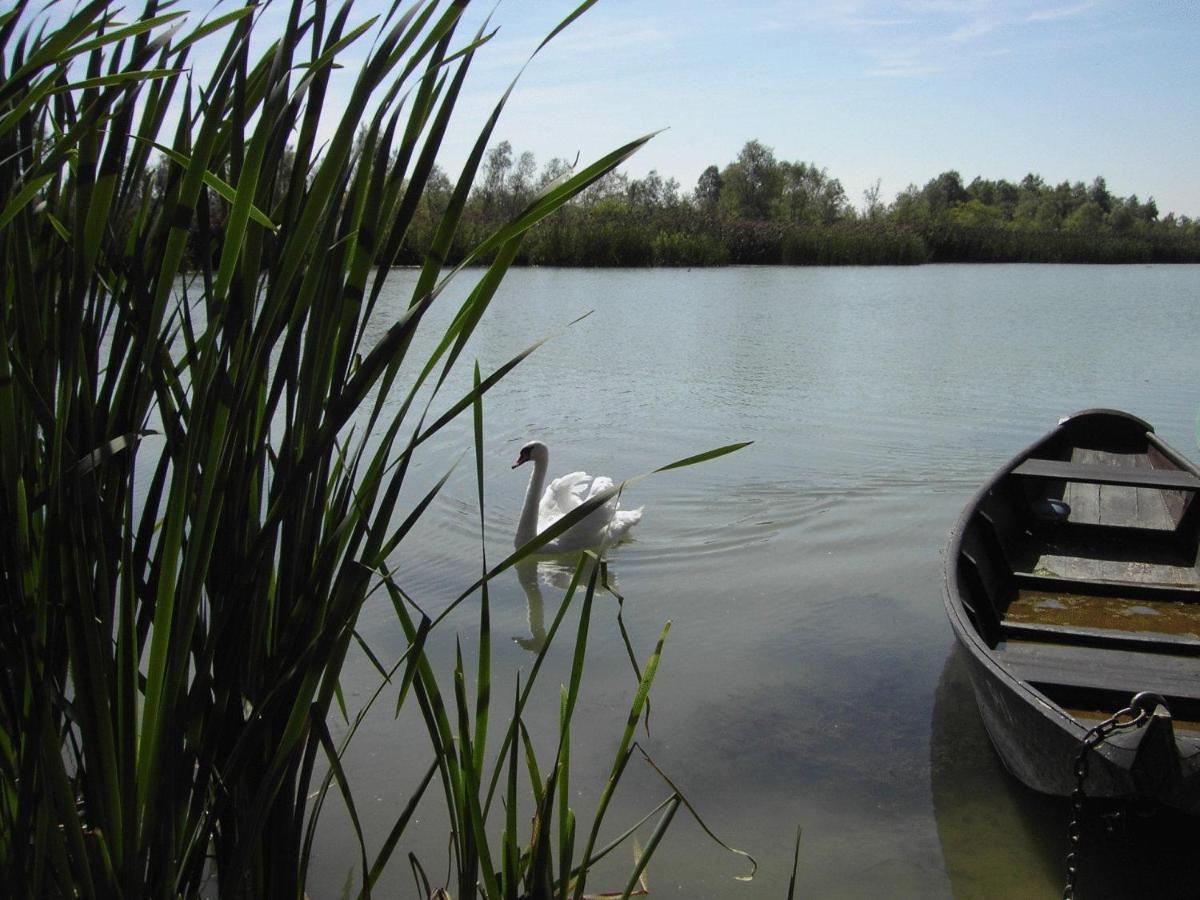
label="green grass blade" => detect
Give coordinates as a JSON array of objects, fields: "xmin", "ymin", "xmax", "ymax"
[
  {"xmin": 135, "ymin": 138, "xmax": 278, "ymax": 229},
  {"xmin": 619, "ymin": 795, "xmax": 680, "ymax": 900},
  {"xmin": 787, "ymin": 826, "xmax": 803, "ymax": 900},
  {"xmin": 572, "ymin": 623, "xmax": 671, "ymax": 900},
  {"xmin": 358, "ymin": 760, "xmax": 439, "ymax": 899},
  {"xmin": 653, "ymin": 441, "xmax": 754, "ymax": 473},
  {"xmin": 0, "ymin": 172, "xmax": 54, "ymax": 229},
  {"xmin": 635, "ymin": 746, "xmax": 758, "ymax": 882},
  {"xmin": 312, "ymin": 707, "xmax": 372, "ymax": 899}
]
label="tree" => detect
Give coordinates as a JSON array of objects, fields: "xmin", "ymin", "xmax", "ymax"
[
  {"xmin": 537, "ymin": 156, "xmax": 573, "ymax": 188},
  {"xmin": 967, "ymin": 176, "xmax": 994, "ymax": 206},
  {"xmin": 719, "ymin": 139, "xmax": 781, "ymax": 220},
  {"xmin": 1108, "ymin": 201, "xmax": 1136, "ymax": 233},
  {"xmin": 576, "ymin": 168, "xmax": 629, "ymax": 208},
  {"xmin": 774, "ymin": 160, "xmax": 848, "ymax": 225},
  {"xmin": 479, "ymin": 139, "xmax": 513, "ymax": 212},
  {"xmin": 862, "ymin": 178, "xmax": 884, "ymax": 221},
  {"xmin": 920, "ymin": 170, "xmax": 969, "ymax": 217},
  {"xmin": 1064, "ymin": 201, "xmax": 1105, "ymax": 232},
  {"xmin": 505, "ymin": 149, "xmax": 537, "ymax": 216},
  {"xmin": 627, "ymin": 170, "xmax": 679, "ymax": 210},
  {"xmin": 949, "ymin": 198, "xmax": 1005, "ymax": 228},
  {"xmin": 694, "ymin": 164, "xmax": 722, "ymax": 211},
  {"xmin": 1088, "ymin": 176, "xmax": 1112, "ymax": 213},
  {"xmin": 890, "ymin": 183, "xmax": 930, "ymax": 226}
]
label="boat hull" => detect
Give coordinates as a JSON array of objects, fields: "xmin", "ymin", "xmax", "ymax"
[{"xmin": 944, "ymin": 409, "xmax": 1200, "ymax": 813}]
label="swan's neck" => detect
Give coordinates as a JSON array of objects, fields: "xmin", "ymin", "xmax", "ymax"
[{"xmin": 516, "ymin": 454, "xmax": 548, "ymax": 547}]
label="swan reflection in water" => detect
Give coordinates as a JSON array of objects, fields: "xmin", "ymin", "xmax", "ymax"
[
  {"xmin": 513, "ymin": 555, "xmax": 622, "ymax": 653},
  {"xmin": 510, "ymin": 440, "xmax": 640, "ymax": 652}
]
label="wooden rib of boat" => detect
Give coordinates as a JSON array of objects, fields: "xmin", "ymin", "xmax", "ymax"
[{"xmin": 944, "ymin": 409, "xmax": 1200, "ymax": 813}]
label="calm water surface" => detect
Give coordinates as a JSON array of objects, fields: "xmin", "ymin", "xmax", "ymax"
[{"xmin": 311, "ymin": 264, "xmax": 1200, "ymax": 898}]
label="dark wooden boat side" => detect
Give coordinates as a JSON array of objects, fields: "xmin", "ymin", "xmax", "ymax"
[{"xmin": 944, "ymin": 409, "xmax": 1200, "ymax": 813}]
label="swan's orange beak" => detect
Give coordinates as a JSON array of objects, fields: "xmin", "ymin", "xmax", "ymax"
[{"xmin": 512, "ymin": 451, "xmax": 528, "ymax": 469}]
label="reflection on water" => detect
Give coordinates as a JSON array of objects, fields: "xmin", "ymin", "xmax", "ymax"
[
  {"xmin": 932, "ymin": 647, "xmax": 1200, "ymax": 898},
  {"xmin": 513, "ymin": 555, "xmax": 624, "ymax": 652},
  {"xmin": 310, "ymin": 265, "xmax": 1200, "ymax": 898},
  {"xmin": 513, "ymin": 559, "xmax": 550, "ymax": 652}
]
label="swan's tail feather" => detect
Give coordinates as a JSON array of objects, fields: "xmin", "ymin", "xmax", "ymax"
[{"xmin": 606, "ymin": 506, "xmax": 644, "ymax": 542}]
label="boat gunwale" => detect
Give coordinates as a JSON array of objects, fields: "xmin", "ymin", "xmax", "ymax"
[{"xmin": 943, "ymin": 408, "xmax": 1200, "ymax": 765}]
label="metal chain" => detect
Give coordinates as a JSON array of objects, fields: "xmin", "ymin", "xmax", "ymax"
[{"xmin": 1062, "ymin": 695, "xmax": 1159, "ymax": 899}]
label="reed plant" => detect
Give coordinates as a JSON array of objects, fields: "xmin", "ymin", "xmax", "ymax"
[{"xmin": 0, "ymin": 1, "xmax": 750, "ymax": 896}]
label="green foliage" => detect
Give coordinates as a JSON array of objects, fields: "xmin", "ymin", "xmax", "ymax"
[
  {"xmin": 694, "ymin": 164, "xmax": 723, "ymax": 212},
  {"xmin": 422, "ymin": 135, "xmax": 1200, "ymax": 267},
  {"xmin": 651, "ymin": 229, "xmax": 730, "ymax": 266},
  {"xmin": 0, "ymin": 1, "xmax": 748, "ymax": 897}
]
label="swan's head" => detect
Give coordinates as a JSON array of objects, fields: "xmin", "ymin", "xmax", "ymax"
[{"xmin": 512, "ymin": 440, "xmax": 548, "ymax": 469}]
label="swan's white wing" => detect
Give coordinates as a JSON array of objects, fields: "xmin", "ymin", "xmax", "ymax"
[
  {"xmin": 540, "ymin": 471, "xmax": 591, "ymax": 521},
  {"xmin": 538, "ymin": 471, "xmax": 640, "ymax": 552}
]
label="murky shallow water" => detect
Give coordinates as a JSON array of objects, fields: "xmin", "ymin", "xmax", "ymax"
[{"xmin": 308, "ymin": 264, "xmax": 1200, "ymax": 898}]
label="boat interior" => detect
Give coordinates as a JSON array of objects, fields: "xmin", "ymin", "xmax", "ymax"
[{"xmin": 955, "ymin": 421, "xmax": 1200, "ymax": 725}]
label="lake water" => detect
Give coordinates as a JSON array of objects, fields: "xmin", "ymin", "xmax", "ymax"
[{"xmin": 310, "ymin": 264, "xmax": 1200, "ymax": 898}]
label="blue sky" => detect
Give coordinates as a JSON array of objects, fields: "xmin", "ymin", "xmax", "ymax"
[
  {"xmin": 422, "ymin": 0, "xmax": 1200, "ymax": 217},
  {"xmin": 26, "ymin": 0, "xmax": 1196, "ymax": 216}
]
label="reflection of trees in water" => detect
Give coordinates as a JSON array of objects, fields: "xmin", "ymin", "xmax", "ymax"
[
  {"xmin": 931, "ymin": 647, "xmax": 1200, "ymax": 898},
  {"xmin": 513, "ymin": 555, "xmax": 619, "ymax": 653}
]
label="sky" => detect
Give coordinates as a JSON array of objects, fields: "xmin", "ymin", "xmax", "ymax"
[
  {"xmin": 22, "ymin": 0, "xmax": 1198, "ymax": 216},
  {"xmin": 415, "ymin": 0, "xmax": 1200, "ymax": 217}
]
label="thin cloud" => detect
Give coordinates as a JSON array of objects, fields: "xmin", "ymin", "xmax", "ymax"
[
  {"xmin": 841, "ymin": 16, "xmax": 917, "ymax": 28},
  {"xmin": 755, "ymin": 2, "xmax": 911, "ymax": 32},
  {"xmin": 864, "ymin": 62, "xmax": 947, "ymax": 77},
  {"xmin": 948, "ymin": 17, "xmax": 1002, "ymax": 42},
  {"xmin": 547, "ymin": 22, "xmax": 676, "ymax": 55},
  {"xmin": 1027, "ymin": 2, "xmax": 1096, "ymax": 23}
]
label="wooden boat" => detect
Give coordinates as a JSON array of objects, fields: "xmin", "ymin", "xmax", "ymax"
[{"xmin": 944, "ymin": 409, "xmax": 1200, "ymax": 813}]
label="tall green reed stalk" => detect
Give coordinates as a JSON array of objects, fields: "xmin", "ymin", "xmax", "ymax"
[
  {"xmin": 0, "ymin": 1, "xmax": 759, "ymax": 896},
  {"xmin": 0, "ymin": 0, "xmax": 756, "ymax": 895},
  {"xmin": 367, "ymin": 386, "xmax": 753, "ymax": 899}
]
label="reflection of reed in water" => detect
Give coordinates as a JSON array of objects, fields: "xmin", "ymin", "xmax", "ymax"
[
  {"xmin": 931, "ymin": 646, "xmax": 1200, "ymax": 898},
  {"xmin": 513, "ymin": 555, "xmax": 618, "ymax": 653}
]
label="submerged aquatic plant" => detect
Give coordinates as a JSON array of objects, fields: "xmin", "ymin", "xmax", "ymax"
[{"xmin": 0, "ymin": 0, "xmax": 751, "ymax": 896}]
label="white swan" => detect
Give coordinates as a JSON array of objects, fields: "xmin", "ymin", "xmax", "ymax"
[{"xmin": 512, "ymin": 440, "xmax": 643, "ymax": 552}]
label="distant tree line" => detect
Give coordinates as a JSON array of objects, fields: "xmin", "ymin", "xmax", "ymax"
[
  {"xmin": 158, "ymin": 137, "xmax": 1200, "ymax": 268},
  {"xmin": 397, "ymin": 138, "xmax": 1200, "ymax": 266}
]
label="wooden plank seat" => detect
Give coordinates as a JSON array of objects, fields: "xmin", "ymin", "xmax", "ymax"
[
  {"xmin": 1013, "ymin": 458, "xmax": 1200, "ymax": 491},
  {"xmin": 993, "ymin": 639, "xmax": 1200, "ymax": 702},
  {"xmin": 1001, "ymin": 620, "xmax": 1200, "ymax": 657},
  {"xmin": 1014, "ymin": 572, "xmax": 1200, "ymax": 604}
]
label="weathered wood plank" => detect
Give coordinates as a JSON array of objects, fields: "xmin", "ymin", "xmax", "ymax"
[
  {"xmin": 1133, "ymin": 487, "xmax": 1177, "ymax": 530},
  {"xmin": 1099, "ymin": 484, "xmax": 1139, "ymax": 526},
  {"xmin": 1066, "ymin": 480, "xmax": 1101, "ymax": 525},
  {"xmin": 995, "ymin": 639, "xmax": 1200, "ymax": 701},
  {"xmin": 1014, "ymin": 571, "xmax": 1200, "ymax": 602},
  {"xmin": 1026, "ymin": 551, "xmax": 1196, "ymax": 586},
  {"xmin": 1001, "ymin": 620, "xmax": 1200, "ymax": 656},
  {"xmin": 1014, "ymin": 458, "xmax": 1200, "ymax": 491}
]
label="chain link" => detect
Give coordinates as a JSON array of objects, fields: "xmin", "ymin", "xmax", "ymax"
[{"xmin": 1061, "ymin": 696, "xmax": 1159, "ymax": 899}]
